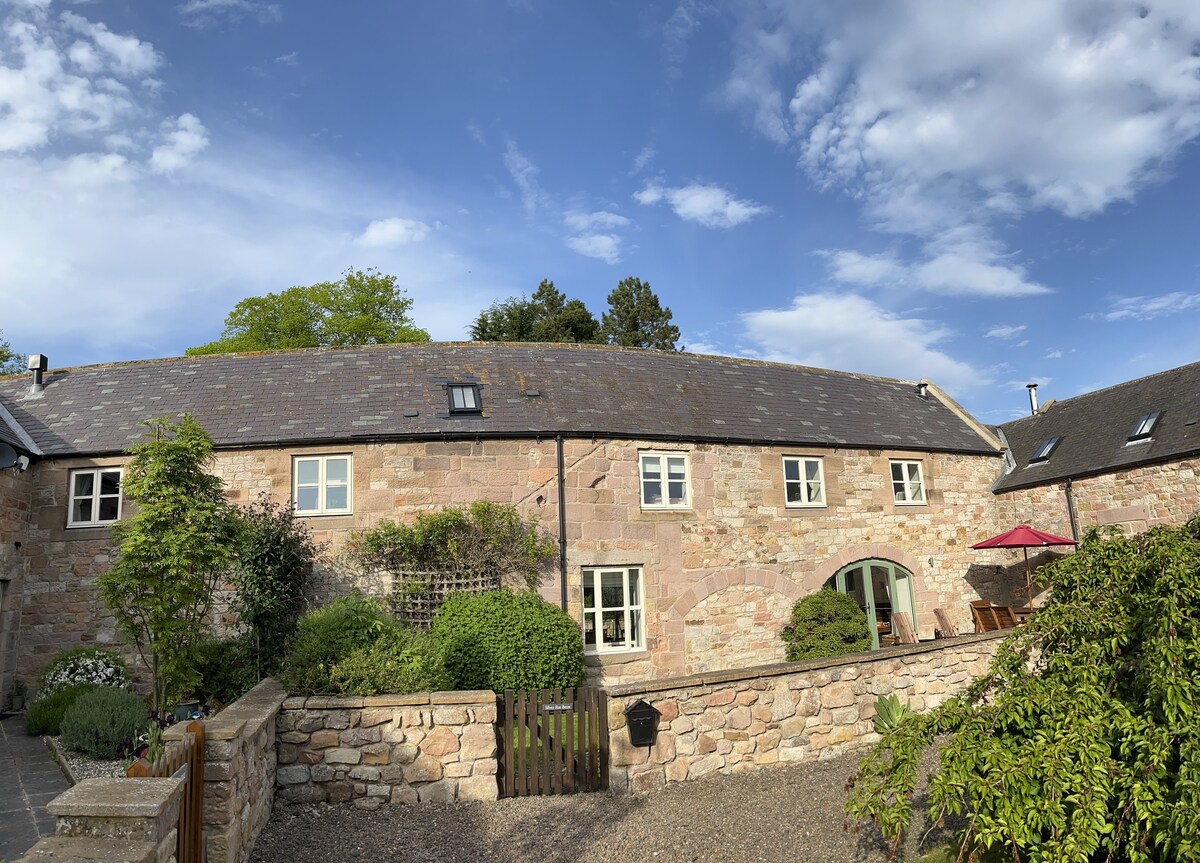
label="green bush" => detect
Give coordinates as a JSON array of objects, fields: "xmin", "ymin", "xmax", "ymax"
[
  {"xmin": 38, "ymin": 647, "xmax": 130, "ymax": 697},
  {"xmin": 780, "ymin": 589, "xmax": 872, "ymax": 661},
  {"xmin": 60, "ymin": 686, "xmax": 150, "ymax": 759},
  {"xmin": 431, "ymin": 589, "xmax": 584, "ymax": 692},
  {"xmin": 280, "ymin": 594, "xmax": 392, "ymax": 695},
  {"xmin": 193, "ymin": 635, "xmax": 258, "ymax": 706},
  {"xmin": 24, "ymin": 684, "xmax": 100, "ymax": 736},
  {"xmin": 328, "ymin": 627, "xmax": 451, "ymax": 696}
]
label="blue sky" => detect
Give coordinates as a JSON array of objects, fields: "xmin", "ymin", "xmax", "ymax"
[{"xmin": 2, "ymin": 0, "xmax": 1200, "ymax": 422}]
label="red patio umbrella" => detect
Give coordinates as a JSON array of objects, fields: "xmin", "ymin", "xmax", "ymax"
[{"xmin": 971, "ymin": 524, "xmax": 1078, "ymax": 611}]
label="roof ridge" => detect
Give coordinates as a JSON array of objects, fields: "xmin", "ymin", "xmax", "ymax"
[{"xmin": 7, "ymin": 341, "xmax": 925, "ymax": 387}]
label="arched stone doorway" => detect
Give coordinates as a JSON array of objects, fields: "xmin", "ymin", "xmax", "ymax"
[{"xmin": 824, "ymin": 559, "xmax": 917, "ymax": 650}]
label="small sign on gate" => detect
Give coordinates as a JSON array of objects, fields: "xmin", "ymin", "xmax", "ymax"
[{"xmin": 541, "ymin": 702, "xmax": 572, "ymax": 712}]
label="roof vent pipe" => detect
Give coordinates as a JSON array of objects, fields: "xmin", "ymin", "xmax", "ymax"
[
  {"xmin": 1026, "ymin": 383, "xmax": 1039, "ymax": 416},
  {"xmin": 28, "ymin": 354, "xmax": 47, "ymax": 393},
  {"xmin": 916, "ymin": 381, "xmax": 929, "ymax": 398}
]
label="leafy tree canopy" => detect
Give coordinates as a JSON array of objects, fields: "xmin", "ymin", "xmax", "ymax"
[
  {"xmin": 0, "ymin": 330, "xmax": 23, "ymax": 375},
  {"xmin": 846, "ymin": 520, "xmax": 1200, "ymax": 863},
  {"xmin": 470, "ymin": 280, "xmax": 600, "ymax": 344},
  {"xmin": 98, "ymin": 415, "xmax": 242, "ymax": 712},
  {"xmin": 600, "ymin": 276, "xmax": 680, "ymax": 351},
  {"xmin": 186, "ymin": 268, "xmax": 429, "ymax": 355}
]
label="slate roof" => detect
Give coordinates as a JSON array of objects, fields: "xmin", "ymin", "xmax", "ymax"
[
  {"xmin": 995, "ymin": 359, "xmax": 1200, "ymax": 492},
  {"xmin": 0, "ymin": 343, "xmax": 1000, "ymax": 458}
]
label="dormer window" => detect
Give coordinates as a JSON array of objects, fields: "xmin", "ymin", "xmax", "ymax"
[
  {"xmin": 448, "ymin": 383, "xmax": 481, "ymax": 413},
  {"xmin": 1127, "ymin": 411, "xmax": 1161, "ymax": 442},
  {"xmin": 1029, "ymin": 436, "xmax": 1061, "ymax": 464}
]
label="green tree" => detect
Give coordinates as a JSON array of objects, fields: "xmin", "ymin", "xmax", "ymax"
[
  {"xmin": 186, "ymin": 268, "xmax": 429, "ymax": 355},
  {"xmin": 233, "ymin": 495, "xmax": 322, "ymax": 676},
  {"xmin": 470, "ymin": 280, "xmax": 600, "ymax": 344},
  {"xmin": 98, "ymin": 416, "xmax": 242, "ymax": 712},
  {"xmin": 0, "ymin": 330, "xmax": 23, "ymax": 375},
  {"xmin": 846, "ymin": 520, "xmax": 1200, "ymax": 863},
  {"xmin": 600, "ymin": 277, "xmax": 680, "ymax": 350}
]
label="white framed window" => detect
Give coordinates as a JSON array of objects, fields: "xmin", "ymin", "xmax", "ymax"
[
  {"xmin": 68, "ymin": 468, "xmax": 123, "ymax": 527},
  {"xmin": 293, "ymin": 455, "xmax": 352, "ymax": 515},
  {"xmin": 890, "ymin": 460, "xmax": 926, "ymax": 505},
  {"xmin": 783, "ymin": 456, "xmax": 825, "ymax": 507},
  {"xmin": 447, "ymin": 383, "xmax": 481, "ymax": 413},
  {"xmin": 582, "ymin": 566, "xmax": 643, "ymax": 653},
  {"xmin": 639, "ymin": 451, "xmax": 689, "ymax": 509}
]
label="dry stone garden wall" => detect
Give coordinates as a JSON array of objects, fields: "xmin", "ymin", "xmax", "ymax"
[
  {"xmin": 275, "ymin": 690, "xmax": 498, "ymax": 807},
  {"xmin": 605, "ymin": 632, "xmax": 1005, "ymax": 794}
]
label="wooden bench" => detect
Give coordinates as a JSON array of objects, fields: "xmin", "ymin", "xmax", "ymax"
[{"xmin": 970, "ymin": 600, "xmax": 1018, "ymax": 633}]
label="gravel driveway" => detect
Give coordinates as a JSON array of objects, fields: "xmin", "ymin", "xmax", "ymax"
[{"xmin": 250, "ymin": 750, "xmax": 954, "ymax": 863}]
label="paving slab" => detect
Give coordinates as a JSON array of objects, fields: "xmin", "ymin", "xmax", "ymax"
[{"xmin": 0, "ymin": 715, "xmax": 70, "ymax": 862}]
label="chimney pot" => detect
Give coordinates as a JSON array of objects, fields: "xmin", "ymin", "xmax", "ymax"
[
  {"xmin": 1026, "ymin": 383, "xmax": 1039, "ymax": 416},
  {"xmin": 916, "ymin": 381, "xmax": 929, "ymax": 398}
]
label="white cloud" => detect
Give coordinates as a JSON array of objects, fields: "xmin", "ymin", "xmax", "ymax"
[
  {"xmin": 662, "ymin": 0, "xmax": 707, "ymax": 78},
  {"xmin": 1045, "ymin": 349, "xmax": 1063, "ymax": 359},
  {"xmin": 60, "ymin": 12, "xmax": 159, "ymax": 76},
  {"xmin": 563, "ymin": 210, "xmax": 629, "ymax": 264},
  {"xmin": 274, "ymin": 51, "xmax": 298, "ymax": 66},
  {"xmin": 824, "ymin": 229, "xmax": 1048, "ymax": 297},
  {"xmin": 503, "ymin": 139, "xmax": 548, "ymax": 216},
  {"xmin": 630, "ymin": 144, "xmax": 655, "ymax": 175},
  {"xmin": 636, "ymin": 182, "xmax": 768, "ymax": 228},
  {"xmin": 54, "ymin": 151, "xmax": 134, "ymax": 187},
  {"xmin": 722, "ymin": 1, "xmax": 1200, "ymax": 295},
  {"xmin": 565, "ymin": 233, "xmax": 622, "ymax": 264},
  {"xmin": 466, "ymin": 123, "xmax": 486, "ymax": 145},
  {"xmin": 149, "ymin": 113, "xmax": 208, "ymax": 173},
  {"xmin": 0, "ymin": 10, "xmax": 161, "ymax": 153},
  {"xmin": 1089, "ymin": 291, "xmax": 1200, "ymax": 322},
  {"xmin": 354, "ymin": 217, "xmax": 430, "ymax": 247},
  {"xmin": 178, "ymin": 0, "xmax": 282, "ymax": 27},
  {"xmin": 740, "ymin": 292, "xmax": 986, "ymax": 393},
  {"xmin": 564, "ymin": 210, "xmax": 630, "ymax": 232},
  {"xmin": 986, "ymin": 324, "xmax": 1027, "ymax": 340}
]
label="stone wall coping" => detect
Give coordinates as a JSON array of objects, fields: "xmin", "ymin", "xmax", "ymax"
[
  {"xmin": 15, "ymin": 836, "xmax": 160, "ymax": 863},
  {"xmin": 605, "ymin": 631, "xmax": 1008, "ymax": 698},
  {"xmin": 46, "ymin": 777, "xmax": 184, "ymax": 818},
  {"xmin": 200, "ymin": 678, "xmax": 287, "ymax": 742},
  {"xmin": 281, "ymin": 689, "xmax": 497, "ymax": 709}
]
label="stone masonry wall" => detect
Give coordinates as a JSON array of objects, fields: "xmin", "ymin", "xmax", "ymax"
[
  {"xmin": 15, "ymin": 439, "xmax": 1018, "ymax": 688},
  {"xmin": 177, "ymin": 678, "xmax": 287, "ymax": 863},
  {"xmin": 0, "ymin": 463, "xmax": 32, "ymax": 707},
  {"xmin": 605, "ymin": 632, "xmax": 1005, "ymax": 794},
  {"xmin": 275, "ymin": 690, "xmax": 498, "ymax": 807}
]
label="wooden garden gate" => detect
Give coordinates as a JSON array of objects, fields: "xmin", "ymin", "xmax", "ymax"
[
  {"xmin": 497, "ymin": 688, "xmax": 609, "ymax": 797},
  {"xmin": 126, "ymin": 720, "xmax": 205, "ymax": 863}
]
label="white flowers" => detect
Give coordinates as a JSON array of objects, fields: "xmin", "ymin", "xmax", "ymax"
[{"xmin": 39, "ymin": 649, "xmax": 131, "ymax": 697}]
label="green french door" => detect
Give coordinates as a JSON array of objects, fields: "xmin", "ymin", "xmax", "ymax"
[{"xmin": 823, "ymin": 560, "xmax": 917, "ymax": 650}]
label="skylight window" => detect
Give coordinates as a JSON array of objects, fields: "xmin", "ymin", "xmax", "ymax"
[
  {"xmin": 1028, "ymin": 437, "xmax": 1061, "ymax": 464},
  {"xmin": 1127, "ymin": 411, "xmax": 1161, "ymax": 442},
  {"xmin": 447, "ymin": 383, "xmax": 481, "ymax": 413}
]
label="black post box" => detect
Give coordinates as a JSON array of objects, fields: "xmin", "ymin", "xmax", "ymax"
[{"xmin": 625, "ymin": 699, "xmax": 660, "ymax": 748}]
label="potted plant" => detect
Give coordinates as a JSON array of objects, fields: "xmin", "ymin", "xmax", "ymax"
[{"xmin": 10, "ymin": 680, "xmax": 27, "ymax": 712}]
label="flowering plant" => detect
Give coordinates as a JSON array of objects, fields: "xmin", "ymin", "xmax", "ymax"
[{"xmin": 38, "ymin": 647, "xmax": 130, "ymax": 697}]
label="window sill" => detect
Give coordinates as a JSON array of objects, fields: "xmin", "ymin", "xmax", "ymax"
[
  {"xmin": 783, "ymin": 503, "xmax": 827, "ymax": 510},
  {"xmin": 62, "ymin": 525, "xmax": 114, "ymax": 540},
  {"xmin": 893, "ymin": 501, "xmax": 928, "ymax": 507},
  {"xmin": 584, "ymin": 649, "xmax": 650, "ymax": 667}
]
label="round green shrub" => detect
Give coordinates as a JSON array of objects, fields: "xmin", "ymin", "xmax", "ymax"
[
  {"xmin": 38, "ymin": 647, "xmax": 130, "ymax": 697},
  {"xmin": 780, "ymin": 589, "xmax": 872, "ymax": 661},
  {"xmin": 60, "ymin": 686, "xmax": 150, "ymax": 759},
  {"xmin": 193, "ymin": 635, "xmax": 258, "ymax": 706},
  {"xmin": 328, "ymin": 627, "xmax": 451, "ymax": 696},
  {"xmin": 280, "ymin": 594, "xmax": 392, "ymax": 695},
  {"xmin": 24, "ymin": 683, "xmax": 101, "ymax": 737},
  {"xmin": 430, "ymin": 588, "xmax": 584, "ymax": 692}
]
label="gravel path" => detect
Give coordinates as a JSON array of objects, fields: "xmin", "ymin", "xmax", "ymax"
[{"xmin": 251, "ymin": 750, "xmax": 954, "ymax": 863}]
